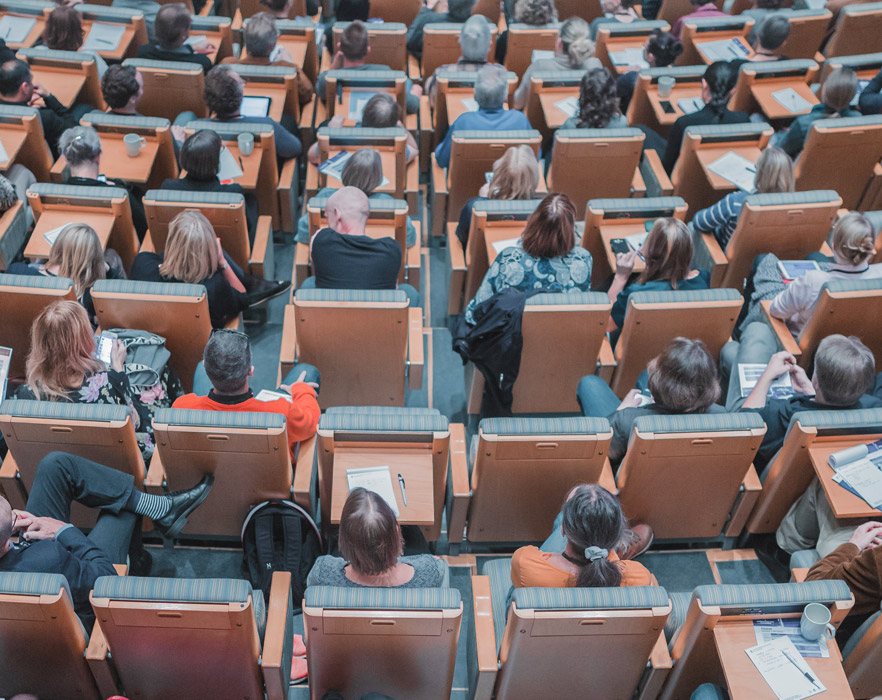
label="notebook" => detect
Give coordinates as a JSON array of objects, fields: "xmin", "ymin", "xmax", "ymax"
[
  {"xmin": 706, "ymin": 151, "xmax": 757, "ymax": 192},
  {"xmin": 0, "ymin": 15, "xmax": 35, "ymax": 44},
  {"xmin": 82, "ymin": 22, "xmax": 126, "ymax": 52},
  {"xmin": 346, "ymin": 466, "xmax": 400, "ymax": 516}
]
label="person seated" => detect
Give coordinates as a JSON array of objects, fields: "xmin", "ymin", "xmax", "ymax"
[
  {"xmin": 743, "ymin": 0, "xmax": 792, "ymax": 30},
  {"xmin": 494, "ymin": 0, "xmax": 556, "ymax": 65},
  {"xmin": 306, "ymin": 186, "xmax": 419, "ymax": 306},
  {"xmin": 616, "ymin": 29, "xmax": 682, "ymax": 113},
  {"xmin": 858, "ymin": 66, "xmax": 882, "ymax": 116},
  {"xmin": 455, "ymin": 143, "xmax": 538, "ymax": 247},
  {"xmin": 590, "ymin": 0, "xmax": 641, "ymax": 39},
  {"xmin": 13, "ymin": 300, "xmax": 167, "ymax": 459},
  {"xmin": 296, "ymin": 148, "xmax": 417, "ymax": 248},
  {"xmin": 174, "ymin": 328, "xmax": 320, "ymax": 457},
  {"xmin": 407, "ymin": 0, "xmax": 476, "ymax": 61},
  {"xmin": 161, "ymin": 129, "xmax": 259, "ymax": 240},
  {"xmin": 0, "ymin": 452, "xmax": 213, "ymax": 624},
  {"xmin": 319, "ymin": 0, "xmax": 370, "ymax": 53},
  {"xmin": 306, "ymin": 487, "xmax": 446, "ymax": 587},
  {"xmin": 464, "ymin": 193, "xmax": 593, "ymax": 323},
  {"xmin": 778, "ymin": 67, "xmax": 859, "ymax": 159},
  {"xmin": 101, "ymin": 64, "xmax": 143, "ymax": 116},
  {"xmin": 671, "ymin": 0, "xmax": 727, "ymax": 39},
  {"xmin": 606, "ymin": 217, "xmax": 710, "ymax": 347},
  {"xmin": 131, "ymin": 209, "xmax": 289, "ymax": 327},
  {"xmin": 6, "ymin": 224, "xmax": 121, "ymax": 327},
  {"xmin": 221, "ymin": 12, "xmax": 314, "ymax": 107},
  {"xmin": 0, "ymin": 58, "xmax": 85, "ymax": 158},
  {"xmin": 0, "ymin": 164, "xmax": 35, "ymax": 228},
  {"xmin": 558, "ymin": 66, "xmax": 629, "ymax": 132},
  {"xmin": 58, "ymin": 125, "xmax": 148, "ymax": 240},
  {"xmin": 513, "ymin": 17, "xmax": 601, "ymax": 110},
  {"xmin": 511, "ymin": 484, "xmax": 656, "ymax": 588},
  {"xmin": 747, "ymin": 14, "xmax": 790, "ymax": 62},
  {"xmin": 577, "ymin": 337, "xmax": 726, "ymax": 466},
  {"xmin": 692, "ymin": 146, "xmax": 794, "ymax": 250},
  {"xmin": 426, "ymin": 14, "xmax": 495, "ymax": 102},
  {"xmin": 435, "ymin": 64, "xmax": 532, "ymax": 168},
  {"xmin": 661, "ymin": 61, "xmax": 749, "ymax": 173},
  {"xmin": 112, "ymin": 0, "xmax": 162, "ymax": 43},
  {"xmin": 315, "ymin": 21, "xmax": 420, "ymax": 113},
  {"xmin": 39, "ymin": 5, "xmax": 109, "ymax": 77},
  {"xmin": 136, "ymin": 3, "xmax": 216, "ymax": 74},
  {"xmin": 261, "ymin": 0, "xmax": 319, "ymax": 19}
]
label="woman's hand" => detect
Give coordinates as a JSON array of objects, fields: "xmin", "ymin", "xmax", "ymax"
[
  {"xmin": 110, "ymin": 339, "xmax": 126, "ymax": 372},
  {"xmin": 849, "ymin": 521, "xmax": 882, "ymax": 551},
  {"xmin": 614, "ymin": 249, "xmax": 639, "ymax": 278},
  {"xmin": 478, "ymin": 182, "xmax": 490, "ymax": 198},
  {"xmin": 193, "ymin": 40, "xmax": 217, "ymax": 55}
]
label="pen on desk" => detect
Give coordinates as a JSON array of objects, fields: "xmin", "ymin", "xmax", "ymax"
[
  {"xmin": 238, "ymin": 155, "xmax": 245, "ymax": 170},
  {"xmin": 397, "ymin": 473, "xmax": 407, "ymax": 506},
  {"xmin": 783, "ymin": 651, "xmax": 820, "ymax": 689}
]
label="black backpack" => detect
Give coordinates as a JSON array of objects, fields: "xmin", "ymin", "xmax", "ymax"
[{"xmin": 241, "ymin": 500, "xmax": 323, "ymax": 606}]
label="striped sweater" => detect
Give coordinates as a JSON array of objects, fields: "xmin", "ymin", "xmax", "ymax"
[{"xmin": 692, "ymin": 190, "xmax": 749, "ymax": 250}]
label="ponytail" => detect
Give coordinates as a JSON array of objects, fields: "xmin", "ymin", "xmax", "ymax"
[
  {"xmin": 558, "ymin": 17, "xmax": 594, "ymax": 67},
  {"xmin": 573, "ymin": 545, "xmax": 623, "ymax": 588},
  {"xmin": 703, "ymin": 60, "xmax": 738, "ymax": 116},
  {"xmin": 561, "ymin": 484, "xmax": 627, "ymax": 589}
]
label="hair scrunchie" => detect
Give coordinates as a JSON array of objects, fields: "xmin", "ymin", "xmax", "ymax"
[{"xmin": 584, "ymin": 546, "xmax": 608, "ymax": 562}]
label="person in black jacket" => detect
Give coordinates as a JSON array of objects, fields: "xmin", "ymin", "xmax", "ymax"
[
  {"xmin": 136, "ymin": 3, "xmax": 216, "ymax": 74},
  {"xmin": 101, "ymin": 63, "xmax": 144, "ymax": 117},
  {"xmin": 0, "ymin": 451, "xmax": 213, "ymax": 626},
  {"xmin": 661, "ymin": 60, "xmax": 750, "ymax": 174}
]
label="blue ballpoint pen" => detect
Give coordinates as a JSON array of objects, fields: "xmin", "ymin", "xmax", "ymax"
[
  {"xmin": 783, "ymin": 651, "xmax": 820, "ymax": 689},
  {"xmin": 398, "ymin": 473, "xmax": 407, "ymax": 506}
]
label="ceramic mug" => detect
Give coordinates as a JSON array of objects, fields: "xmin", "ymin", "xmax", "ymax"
[
  {"xmin": 800, "ymin": 602, "xmax": 836, "ymax": 641},
  {"xmin": 657, "ymin": 76, "xmax": 675, "ymax": 98},
  {"xmin": 237, "ymin": 132, "xmax": 254, "ymax": 156},
  {"xmin": 123, "ymin": 133, "xmax": 146, "ymax": 157}
]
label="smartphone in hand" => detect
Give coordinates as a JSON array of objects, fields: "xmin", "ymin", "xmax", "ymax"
[{"xmin": 97, "ymin": 331, "xmax": 117, "ymax": 366}]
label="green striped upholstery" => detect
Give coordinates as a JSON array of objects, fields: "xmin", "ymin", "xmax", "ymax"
[
  {"xmin": 790, "ymin": 550, "xmax": 821, "ymax": 570},
  {"xmin": 629, "ymin": 288, "xmax": 742, "ymax": 305},
  {"xmin": 785, "ymin": 7, "xmax": 831, "ymax": 17},
  {"xmin": 123, "ymin": 59, "xmax": 202, "ymax": 73},
  {"xmin": 187, "ymin": 120, "xmax": 274, "ymax": 137},
  {"xmin": 530, "ymin": 70, "xmax": 591, "ymax": 83},
  {"xmin": 687, "ymin": 15, "xmax": 749, "ymax": 27},
  {"xmin": 693, "ymin": 580, "xmax": 852, "ymax": 607},
  {"xmin": 0, "ymin": 0, "xmax": 53, "ymax": 12},
  {"xmin": 82, "ymin": 112, "xmax": 169, "ymax": 129},
  {"xmin": 819, "ymin": 277, "xmax": 882, "ymax": 294},
  {"xmin": 509, "ymin": 22, "xmax": 561, "ymax": 29},
  {"xmin": 684, "ymin": 122, "xmax": 772, "ymax": 139},
  {"xmin": 325, "ymin": 406, "xmax": 441, "ymax": 416},
  {"xmin": 0, "ymin": 572, "xmax": 71, "ymax": 601},
  {"xmin": 0, "ymin": 273, "xmax": 72, "ymax": 290},
  {"xmin": 190, "ymin": 15, "xmax": 232, "ymax": 28},
  {"xmin": 634, "ymin": 412, "xmax": 765, "ymax": 434},
  {"xmin": 605, "ymin": 19, "xmax": 668, "ymax": 33},
  {"xmin": 791, "ymin": 407, "xmax": 882, "ymax": 431},
  {"xmin": 556, "ymin": 128, "xmax": 644, "ymax": 140},
  {"xmin": 145, "ymin": 189, "xmax": 243, "ymax": 205},
  {"xmin": 812, "ymin": 115, "xmax": 882, "ymax": 131},
  {"xmin": 29, "ymin": 183, "xmax": 128, "ymax": 200},
  {"xmin": 318, "ymin": 127, "xmax": 407, "ymax": 140},
  {"xmin": 276, "ymin": 17, "xmax": 318, "ymax": 29},
  {"xmin": 19, "ymin": 47, "xmax": 98, "ymax": 63},
  {"xmin": 484, "ymin": 558, "xmax": 513, "ymax": 650},
  {"xmin": 828, "ymin": 53, "xmax": 882, "ymax": 69},
  {"xmin": 93, "ymin": 576, "xmax": 252, "ymax": 603},
  {"xmin": 742, "ymin": 59, "xmax": 819, "ymax": 75},
  {"xmin": 435, "ymin": 69, "xmax": 518, "ymax": 83},
  {"xmin": 92, "ymin": 278, "xmax": 207, "ymax": 298},
  {"xmin": 472, "ymin": 199, "xmax": 542, "ymax": 214},
  {"xmin": 526, "ymin": 292, "xmax": 609, "ymax": 306},
  {"xmin": 588, "ymin": 196, "xmax": 687, "ymax": 213},
  {"xmin": 154, "ymin": 407, "xmax": 286, "ymax": 429},
  {"xmin": 1, "ymin": 400, "xmax": 129, "ymax": 422},
  {"xmin": 665, "ymin": 591, "xmax": 691, "ymax": 647},
  {"xmin": 77, "ymin": 3, "xmax": 141, "ymax": 19},
  {"xmin": 308, "ymin": 195, "xmax": 407, "ymax": 211},
  {"xmin": 304, "ymin": 586, "xmax": 461, "ymax": 609},
  {"xmin": 512, "ymin": 585, "xmax": 669, "ymax": 610},
  {"xmin": 0, "ymin": 104, "xmax": 40, "ymax": 120},
  {"xmin": 227, "ymin": 64, "xmax": 297, "ymax": 79},
  {"xmin": 325, "ymin": 68, "xmax": 406, "ymax": 80},
  {"xmin": 453, "ymin": 130, "xmax": 541, "ymax": 141},
  {"xmin": 334, "ymin": 20, "xmax": 407, "ymax": 31},
  {"xmin": 745, "ymin": 191, "xmax": 840, "ymax": 207},
  {"xmin": 642, "ymin": 65, "xmax": 707, "ymax": 79},
  {"xmin": 319, "ymin": 412, "xmax": 449, "ymax": 433},
  {"xmin": 480, "ymin": 416, "xmax": 610, "ymax": 435},
  {"xmin": 842, "ymin": 1, "xmax": 882, "ymax": 13},
  {"xmin": 295, "ymin": 288, "xmax": 407, "ymax": 303}
]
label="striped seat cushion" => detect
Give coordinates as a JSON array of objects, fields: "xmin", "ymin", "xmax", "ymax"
[
  {"xmin": 93, "ymin": 576, "xmax": 253, "ymax": 603},
  {"xmin": 319, "ymin": 412, "xmax": 449, "ymax": 433},
  {"xmin": 124, "ymin": 58, "xmax": 202, "ymax": 72},
  {"xmin": 154, "ymin": 407, "xmax": 286, "ymax": 429},
  {"xmin": 0, "ymin": 572, "xmax": 71, "ymax": 600},
  {"xmin": 29, "ymin": 183, "xmax": 128, "ymax": 200},
  {"xmin": 453, "ymin": 130, "xmax": 540, "ymax": 141},
  {"xmin": 482, "ymin": 557, "xmax": 514, "ymax": 652},
  {"xmin": 693, "ymin": 580, "xmax": 852, "ymax": 607},
  {"xmin": 556, "ymin": 128, "xmax": 643, "ymax": 140},
  {"xmin": 811, "ymin": 115, "xmax": 882, "ymax": 131},
  {"xmin": 1, "ymin": 400, "xmax": 129, "ymax": 422},
  {"xmin": 304, "ymin": 586, "xmax": 461, "ymax": 609},
  {"xmin": 82, "ymin": 112, "xmax": 169, "ymax": 129},
  {"xmin": 318, "ymin": 127, "xmax": 407, "ymax": 140},
  {"xmin": 0, "ymin": 273, "xmax": 73, "ymax": 290},
  {"xmin": 525, "ymin": 292, "xmax": 609, "ymax": 306},
  {"xmin": 480, "ymin": 416, "xmax": 610, "ymax": 436},
  {"xmin": 92, "ymin": 278, "xmax": 207, "ymax": 298},
  {"xmin": 512, "ymin": 585, "xmax": 669, "ymax": 610},
  {"xmin": 745, "ymin": 191, "xmax": 839, "ymax": 207},
  {"xmin": 634, "ymin": 412, "xmax": 765, "ymax": 434},
  {"xmin": 588, "ymin": 196, "xmax": 686, "ymax": 213},
  {"xmin": 791, "ymin": 407, "xmax": 882, "ymax": 431},
  {"xmin": 820, "ymin": 277, "xmax": 882, "ymax": 294},
  {"xmin": 325, "ymin": 406, "xmax": 441, "ymax": 416},
  {"xmin": 684, "ymin": 122, "xmax": 772, "ymax": 139},
  {"xmin": 629, "ymin": 288, "xmax": 742, "ymax": 305},
  {"xmin": 187, "ymin": 120, "xmax": 274, "ymax": 136},
  {"xmin": 295, "ymin": 288, "xmax": 407, "ymax": 304},
  {"xmin": 666, "ymin": 591, "xmax": 692, "ymax": 648},
  {"xmin": 146, "ymin": 189, "xmax": 243, "ymax": 205}
]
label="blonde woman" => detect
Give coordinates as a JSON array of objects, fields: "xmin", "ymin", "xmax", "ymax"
[
  {"xmin": 130, "ymin": 210, "xmax": 257, "ymax": 328},
  {"xmin": 513, "ymin": 17, "xmax": 601, "ymax": 110},
  {"xmin": 14, "ymin": 300, "xmax": 157, "ymax": 458},
  {"xmin": 455, "ymin": 145, "xmax": 540, "ymax": 246},
  {"xmin": 692, "ymin": 147, "xmax": 795, "ymax": 250}
]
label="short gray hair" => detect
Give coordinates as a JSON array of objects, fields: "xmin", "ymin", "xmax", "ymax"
[
  {"xmin": 459, "ymin": 15, "xmax": 491, "ymax": 61},
  {"xmin": 59, "ymin": 125, "xmax": 101, "ymax": 167},
  {"xmin": 203, "ymin": 330, "xmax": 251, "ymax": 393},
  {"xmin": 244, "ymin": 12, "xmax": 279, "ymax": 58},
  {"xmin": 474, "ymin": 64, "xmax": 507, "ymax": 109}
]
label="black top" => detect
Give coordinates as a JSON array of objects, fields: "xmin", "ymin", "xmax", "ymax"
[
  {"xmin": 161, "ymin": 176, "xmax": 258, "ymax": 244},
  {"xmin": 65, "ymin": 175, "xmax": 149, "ymax": 242},
  {"xmin": 661, "ymin": 104, "xmax": 751, "ymax": 174},
  {"xmin": 859, "ymin": 67, "xmax": 882, "ymax": 116},
  {"xmin": 1, "ymin": 93, "xmax": 78, "ymax": 158},
  {"xmin": 311, "ymin": 227, "xmax": 401, "ymax": 290},
  {"xmin": 136, "ymin": 43, "xmax": 213, "ymax": 73},
  {"xmin": 456, "ymin": 195, "xmax": 487, "ymax": 248},
  {"xmin": 130, "ymin": 251, "xmax": 250, "ymax": 328}
]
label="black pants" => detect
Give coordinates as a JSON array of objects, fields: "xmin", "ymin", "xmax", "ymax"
[{"xmin": 27, "ymin": 452, "xmax": 139, "ymax": 564}]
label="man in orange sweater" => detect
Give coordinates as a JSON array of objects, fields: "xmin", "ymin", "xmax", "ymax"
[{"xmin": 174, "ymin": 329, "xmax": 321, "ymax": 458}]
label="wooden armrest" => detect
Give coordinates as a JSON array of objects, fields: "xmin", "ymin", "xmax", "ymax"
[
  {"xmin": 143, "ymin": 452, "xmax": 166, "ymax": 492},
  {"xmin": 431, "ymin": 152, "xmax": 448, "ymax": 238},
  {"xmin": 598, "ymin": 461, "xmax": 618, "ymax": 495},
  {"xmin": 292, "ymin": 434, "xmax": 316, "ymax": 512},
  {"xmin": 791, "ymin": 567, "xmax": 809, "ymax": 582},
  {"xmin": 139, "ymin": 229, "xmax": 155, "ymax": 254},
  {"xmin": 305, "ymin": 163, "xmax": 319, "ymax": 197},
  {"xmin": 405, "ymin": 242, "xmax": 421, "ymax": 289},
  {"xmin": 630, "ymin": 166, "xmax": 647, "ymax": 198},
  {"xmin": 637, "ymin": 631, "xmax": 673, "ymax": 700},
  {"xmin": 299, "ymin": 95, "xmax": 317, "ymax": 134},
  {"xmin": 760, "ymin": 299, "xmax": 801, "ymax": 356},
  {"xmin": 697, "ymin": 231, "xmax": 728, "ymax": 287},
  {"xmin": 278, "ymin": 158, "xmax": 299, "ymax": 234},
  {"xmin": 85, "ymin": 620, "xmax": 119, "ymax": 698},
  {"xmin": 293, "ymin": 242, "xmax": 310, "ymax": 292},
  {"xmin": 409, "ymin": 54, "xmax": 421, "ymax": 81},
  {"xmin": 447, "ymin": 422, "xmax": 470, "ymax": 545},
  {"xmin": 280, "ymin": 303, "xmax": 298, "ymax": 367},
  {"xmin": 725, "ymin": 463, "xmax": 762, "ymax": 537},
  {"xmin": 447, "ymin": 222, "xmax": 466, "ymax": 315},
  {"xmin": 819, "ymin": 241, "xmax": 834, "ymax": 258},
  {"xmin": 470, "ymin": 575, "xmax": 498, "ymax": 700},
  {"xmin": 407, "ymin": 306, "xmax": 424, "ymax": 390},
  {"xmin": 640, "ymin": 149, "xmax": 673, "ymax": 196},
  {"xmin": 198, "ymin": 0, "xmax": 214, "ymax": 14},
  {"xmin": 249, "ymin": 215, "xmax": 274, "ymax": 280},
  {"xmin": 596, "ymin": 337, "xmax": 616, "ymax": 383},
  {"xmin": 261, "ymin": 571, "xmax": 293, "ymax": 700}
]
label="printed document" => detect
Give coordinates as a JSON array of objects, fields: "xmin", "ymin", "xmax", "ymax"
[
  {"xmin": 82, "ymin": 23, "xmax": 126, "ymax": 51},
  {"xmin": 347, "ymin": 90, "xmax": 378, "ymax": 121},
  {"xmin": 745, "ymin": 637, "xmax": 826, "ymax": 700},
  {"xmin": 771, "ymin": 88, "xmax": 813, "ymax": 114},
  {"xmin": 346, "ymin": 466, "xmax": 400, "ymax": 516},
  {"xmin": 753, "ymin": 619, "xmax": 829, "ymax": 658},
  {"xmin": 609, "ymin": 48, "xmax": 649, "ymax": 69},
  {"xmin": 0, "ymin": 15, "xmax": 35, "ymax": 43},
  {"xmin": 554, "ymin": 95, "xmax": 579, "ymax": 117},
  {"xmin": 706, "ymin": 151, "xmax": 757, "ymax": 192},
  {"xmin": 677, "ymin": 96, "xmax": 705, "ymax": 115},
  {"xmin": 738, "ymin": 363, "xmax": 794, "ymax": 399}
]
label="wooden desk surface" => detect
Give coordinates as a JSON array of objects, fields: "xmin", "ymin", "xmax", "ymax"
[
  {"xmin": 809, "ymin": 438, "xmax": 882, "ymax": 519},
  {"xmin": 0, "ymin": 127, "xmax": 29, "ymax": 171},
  {"xmin": 538, "ymin": 87, "xmax": 579, "ymax": 130},
  {"xmin": 220, "ymin": 142, "xmax": 262, "ymax": 190},
  {"xmin": 321, "ymin": 146, "xmax": 400, "ymax": 196},
  {"xmin": 25, "ymin": 209, "xmax": 114, "ymax": 259},
  {"xmin": 275, "ymin": 36, "xmax": 309, "ymax": 68},
  {"xmin": 80, "ymin": 20, "xmax": 135, "ymax": 62},
  {"xmin": 713, "ymin": 619, "xmax": 852, "ymax": 700},
  {"xmin": 50, "ymin": 132, "xmax": 160, "ymax": 185},
  {"xmin": 751, "ymin": 79, "xmax": 818, "ymax": 120},
  {"xmin": 330, "ymin": 446, "xmax": 435, "ymax": 526},
  {"xmin": 647, "ymin": 84, "xmax": 704, "ymax": 126},
  {"xmin": 603, "ymin": 37, "xmax": 650, "ymax": 75},
  {"xmin": 1, "ymin": 13, "xmax": 46, "ymax": 50},
  {"xmin": 600, "ymin": 224, "xmax": 647, "ymax": 273},
  {"xmin": 189, "ymin": 29, "xmax": 223, "ymax": 65},
  {"xmin": 696, "ymin": 145, "xmax": 762, "ymax": 191},
  {"xmin": 243, "ymin": 83, "xmax": 286, "ymax": 122},
  {"xmin": 695, "ymin": 35, "xmax": 754, "ymax": 65},
  {"xmin": 484, "ymin": 226, "xmax": 524, "ymax": 266},
  {"xmin": 29, "ymin": 68, "xmax": 87, "ymax": 109}
]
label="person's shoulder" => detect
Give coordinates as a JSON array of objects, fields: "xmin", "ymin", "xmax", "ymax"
[
  {"xmin": 132, "ymin": 250, "xmax": 162, "ymax": 268},
  {"xmin": 858, "ymin": 394, "xmax": 882, "ymax": 408},
  {"xmin": 160, "ymin": 178, "xmax": 186, "ymax": 190},
  {"xmin": 567, "ymin": 246, "xmax": 593, "ymax": 262},
  {"xmin": 512, "ymin": 545, "xmax": 542, "ymax": 564},
  {"xmin": 172, "ymin": 393, "xmax": 206, "ymax": 409},
  {"xmin": 5, "ymin": 261, "xmax": 40, "ymax": 276}
]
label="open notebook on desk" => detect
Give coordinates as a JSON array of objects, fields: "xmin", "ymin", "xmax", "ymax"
[{"xmin": 828, "ymin": 438, "xmax": 882, "ymax": 511}]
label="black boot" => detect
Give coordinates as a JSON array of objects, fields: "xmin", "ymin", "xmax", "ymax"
[
  {"xmin": 152, "ymin": 474, "xmax": 215, "ymax": 539},
  {"xmin": 243, "ymin": 275, "xmax": 291, "ymax": 306}
]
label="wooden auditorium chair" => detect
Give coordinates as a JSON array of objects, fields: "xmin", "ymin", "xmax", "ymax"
[
  {"xmin": 692, "ymin": 190, "xmax": 841, "ymax": 291},
  {"xmin": 503, "ymin": 22, "xmax": 560, "ymax": 78},
  {"xmin": 824, "ymin": 1, "xmax": 882, "ymax": 59},
  {"xmin": 626, "ymin": 64, "xmax": 707, "ymax": 138},
  {"xmin": 0, "ymin": 201, "xmax": 31, "ymax": 270},
  {"xmin": 0, "ymin": 104, "xmax": 56, "ymax": 182},
  {"xmin": 771, "ymin": 8, "xmax": 831, "ymax": 60},
  {"xmin": 421, "ymin": 21, "xmax": 497, "ymax": 80},
  {"xmin": 319, "ymin": 68, "xmax": 408, "ymax": 120},
  {"xmin": 594, "ymin": 20, "xmax": 670, "ymax": 74},
  {"xmin": 17, "ymin": 47, "xmax": 106, "ymax": 110},
  {"xmin": 190, "ymin": 14, "xmax": 233, "ymax": 62},
  {"xmin": 123, "ymin": 59, "xmax": 207, "ymax": 123},
  {"xmin": 250, "ymin": 18, "xmax": 319, "ymax": 85},
  {"xmin": 87, "ymin": 573, "xmax": 294, "ymax": 700},
  {"xmin": 331, "ymin": 20, "xmax": 408, "ymax": 71},
  {"xmin": 657, "ymin": 0, "xmax": 721, "ymax": 27},
  {"xmin": 225, "ymin": 63, "xmax": 305, "ymax": 125},
  {"xmin": 820, "ymin": 51, "xmax": 882, "ymax": 86},
  {"xmin": 237, "ymin": 0, "xmax": 305, "ymax": 20},
  {"xmin": 676, "ymin": 15, "xmax": 753, "ymax": 67},
  {"xmin": 368, "ymin": 0, "xmax": 421, "ymax": 25},
  {"xmin": 446, "ymin": 416, "xmax": 614, "ymax": 548},
  {"xmin": 472, "ymin": 558, "xmax": 672, "ymax": 700},
  {"xmin": 0, "ymin": 0, "xmax": 52, "ymax": 51},
  {"xmin": 728, "ymin": 59, "xmax": 819, "ymax": 121},
  {"xmin": 74, "ymin": 3, "xmax": 148, "ymax": 60}
]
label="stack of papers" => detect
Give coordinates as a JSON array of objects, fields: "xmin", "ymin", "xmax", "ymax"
[
  {"xmin": 491, "ymin": 237, "xmax": 520, "ymax": 254},
  {"xmin": 771, "ymin": 88, "xmax": 813, "ymax": 114},
  {"xmin": 347, "ymin": 90, "xmax": 378, "ymax": 121},
  {"xmin": 706, "ymin": 151, "xmax": 757, "ymax": 192},
  {"xmin": 698, "ymin": 37, "xmax": 751, "ymax": 62},
  {"xmin": 82, "ymin": 22, "xmax": 126, "ymax": 52},
  {"xmin": 829, "ymin": 438, "xmax": 882, "ymax": 510},
  {"xmin": 753, "ymin": 619, "xmax": 829, "ymax": 658},
  {"xmin": 554, "ymin": 95, "xmax": 579, "ymax": 117},
  {"xmin": 625, "ymin": 231, "xmax": 648, "ymax": 251},
  {"xmin": 677, "ymin": 96, "xmax": 705, "ymax": 115},
  {"xmin": 0, "ymin": 15, "xmax": 35, "ymax": 43},
  {"xmin": 738, "ymin": 363, "xmax": 795, "ymax": 399},
  {"xmin": 43, "ymin": 225, "xmax": 67, "ymax": 247},
  {"xmin": 255, "ymin": 389, "xmax": 292, "ymax": 403},
  {"xmin": 218, "ymin": 146, "xmax": 243, "ymax": 182},
  {"xmin": 346, "ymin": 466, "xmax": 400, "ymax": 516},
  {"xmin": 460, "ymin": 97, "xmax": 479, "ymax": 112},
  {"xmin": 745, "ymin": 637, "xmax": 826, "ymax": 700},
  {"xmin": 609, "ymin": 48, "xmax": 649, "ymax": 69},
  {"xmin": 531, "ymin": 49, "xmax": 555, "ymax": 63},
  {"xmin": 183, "ymin": 34, "xmax": 208, "ymax": 47}
]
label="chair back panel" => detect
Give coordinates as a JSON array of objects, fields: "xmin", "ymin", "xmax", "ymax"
[
  {"xmin": 825, "ymin": 1, "xmax": 882, "ymax": 58},
  {"xmin": 422, "ymin": 23, "xmax": 497, "ymax": 78},
  {"xmin": 332, "ymin": 21, "xmax": 408, "ymax": 71},
  {"xmin": 123, "ymin": 59, "xmax": 207, "ymax": 123},
  {"xmin": 368, "ymin": 0, "xmax": 421, "ymax": 25},
  {"xmin": 777, "ymin": 9, "xmax": 831, "ymax": 58},
  {"xmin": 844, "ymin": 611, "xmax": 882, "ymax": 698},
  {"xmin": 503, "ymin": 23, "xmax": 560, "ymax": 78}
]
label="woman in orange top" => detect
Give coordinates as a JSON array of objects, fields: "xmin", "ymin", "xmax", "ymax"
[{"xmin": 511, "ymin": 484, "xmax": 656, "ymax": 588}]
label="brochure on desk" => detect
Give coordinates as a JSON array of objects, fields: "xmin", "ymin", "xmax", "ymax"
[{"xmin": 828, "ymin": 438, "xmax": 882, "ymax": 511}]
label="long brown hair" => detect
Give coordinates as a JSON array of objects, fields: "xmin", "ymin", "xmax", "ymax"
[
  {"xmin": 46, "ymin": 224, "xmax": 106, "ymax": 298},
  {"xmin": 338, "ymin": 488, "xmax": 403, "ymax": 576},
  {"xmin": 521, "ymin": 193, "xmax": 576, "ymax": 258},
  {"xmin": 561, "ymin": 484, "xmax": 625, "ymax": 588},
  {"xmin": 636, "ymin": 217, "xmax": 693, "ymax": 288},
  {"xmin": 43, "ymin": 6, "xmax": 84, "ymax": 51}
]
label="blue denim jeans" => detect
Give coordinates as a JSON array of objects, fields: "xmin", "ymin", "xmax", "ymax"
[
  {"xmin": 576, "ymin": 370, "xmax": 649, "ymax": 418},
  {"xmin": 192, "ymin": 361, "xmax": 321, "ymax": 397}
]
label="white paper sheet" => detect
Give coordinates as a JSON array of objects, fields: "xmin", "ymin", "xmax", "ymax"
[
  {"xmin": 706, "ymin": 150, "xmax": 757, "ymax": 192},
  {"xmin": 698, "ymin": 37, "xmax": 751, "ymax": 62},
  {"xmin": 677, "ymin": 96, "xmax": 704, "ymax": 115},
  {"xmin": 0, "ymin": 15, "xmax": 35, "ymax": 43},
  {"xmin": 346, "ymin": 465, "xmax": 400, "ymax": 516},
  {"xmin": 0, "ymin": 345, "xmax": 11, "ymax": 401},
  {"xmin": 554, "ymin": 95, "xmax": 579, "ymax": 117},
  {"xmin": 609, "ymin": 48, "xmax": 649, "ymax": 69},
  {"xmin": 771, "ymin": 87, "xmax": 813, "ymax": 114},
  {"xmin": 738, "ymin": 363, "xmax": 794, "ymax": 399},
  {"xmin": 852, "ymin": 80, "xmax": 869, "ymax": 107},
  {"xmin": 217, "ymin": 146, "xmax": 244, "ymax": 182},
  {"xmin": 183, "ymin": 34, "xmax": 208, "ymax": 47},
  {"xmin": 43, "ymin": 224, "xmax": 67, "ymax": 247},
  {"xmin": 347, "ymin": 90, "xmax": 378, "ymax": 121},
  {"xmin": 828, "ymin": 438, "xmax": 882, "ymax": 469},
  {"xmin": 0, "ymin": 136, "xmax": 9, "ymax": 164},
  {"xmin": 82, "ymin": 22, "xmax": 126, "ymax": 51},
  {"xmin": 835, "ymin": 456, "xmax": 882, "ymax": 508},
  {"xmin": 531, "ymin": 49, "xmax": 555, "ymax": 63},
  {"xmin": 491, "ymin": 236, "xmax": 520, "ymax": 254},
  {"xmin": 460, "ymin": 97, "xmax": 479, "ymax": 112},
  {"xmin": 625, "ymin": 231, "xmax": 648, "ymax": 251},
  {"xmin": 753, "ymin": 619, "xmax": 829, "ymax": 658},
  {"xmin": 745, "ymin": 637, "xmax": 826, "ymax": 700},
  {"xmin": 255, "ymin": 389, "xmax": 292, "ymax": 402}
]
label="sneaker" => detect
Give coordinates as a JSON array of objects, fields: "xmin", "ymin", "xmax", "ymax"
[
  {"xmin": 618, "ymin": 523, "xmax": 654, "ymax": 560},
  {"xmin": 291, "ymin": 656, "xmax": 308, "ymax": 684}
]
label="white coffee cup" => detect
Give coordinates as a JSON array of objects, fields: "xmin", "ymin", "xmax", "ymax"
[
  {"xmin": 800, "ymin": 602, "xmax": 836, "ymax": 641},
  {"xmin": 658, "ymin": 76, "xmax": 675, "ymax": 98},
  {"xmin": 123, "ymin": 133, "xmax": 146, "ymax": 157},
  {"xmin": 237, "ymin": 132, "xmax": 254, "ymax": 156}
]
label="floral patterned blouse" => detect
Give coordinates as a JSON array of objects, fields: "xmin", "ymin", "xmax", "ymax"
[{"xmin": 464, "ymin": 242, "xmax": 594, "ymax": 324}]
